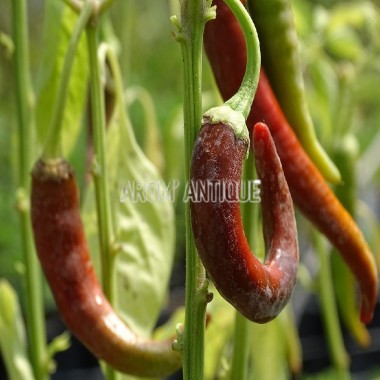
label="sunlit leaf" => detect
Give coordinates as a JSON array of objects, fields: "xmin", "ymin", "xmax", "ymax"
[
  {"xmin": 0, "ymin": 280, "xmax": 35, "ymax": 380},
  {"xmin": 83, "ymin": 114, "xmax": 175, "ymax": 339}
]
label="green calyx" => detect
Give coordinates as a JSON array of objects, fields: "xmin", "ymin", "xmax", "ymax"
[{"xmin": 202, "ymin": 105, "xmax": 250, "ymax": 150}]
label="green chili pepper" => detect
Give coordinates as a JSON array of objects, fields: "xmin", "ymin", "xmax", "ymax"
[{"xmin": 247, "ymin": 0, "xmax": 341, "ymax": 184}]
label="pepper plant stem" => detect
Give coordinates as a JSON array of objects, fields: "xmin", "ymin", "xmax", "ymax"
[
  {"xmin": 173, "ymin": 1, "xmax": 214, "ymax": 378},
  {"xmin": 86, "ymin": 23, "xmax": 116, "ymax": 380},
  {"xmin": 314, "ymin": 232, "xmax": 349, "ymax": 378},
  {"xmin": 12, "ymin": 0, "xmax": 48, "ymax": 379}
]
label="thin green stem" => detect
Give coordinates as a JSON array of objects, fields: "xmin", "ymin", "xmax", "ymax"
[
  {"xmin": 230, "ymin": 154, "xmax": 256, "ymax": 379},
  {"xmin": 224, "ymin": 0, "xmax": 260, "ymax": 119},
  {"xmin": 86, "ymin": 24, "xmax": 116, "ymax": 380},
  {"xmin": 314, "ymin": 232, "xmax": 349, "ymax": 379},
  {"xmin": 43, "ymin": 2, "xmax": 93, "ymax": 159},
  {"xmin": 230, "ymin": 312, "xmax": 249, "ymax": 380},
  {"xmin": 86, "ymin": 24, "xmax": 115, "ymax": 299},
  {"xmin": 103, "ymin": 45, "xmax": 136, "ymax": 148},
  {"xmin": 12, "ymin": 0, "xmax": 48, "ymax": 379},
  {"xmin": 117, "ymin": 0, "xmax": 133, "ymax": 83},
  {"xmin": 172, "ymin": 1, "xmax": 214, "ymax": 379}
]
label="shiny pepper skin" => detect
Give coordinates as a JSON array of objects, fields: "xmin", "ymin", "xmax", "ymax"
[
  {"xmin": 204, "ymin": 0, "xmax": 378, "ymax": 323},
  {"xmin": 190, "ymin": 122, "xmax": 299, "ymax": 323},
  {"xmin": 31, "ymin": 159, "xmax": 181, "ymax": 377}
]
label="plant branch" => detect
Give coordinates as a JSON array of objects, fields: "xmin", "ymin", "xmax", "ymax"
[
  {"xmin": 12, "ymin": 0, "xmax": 48, "ymax": 378},
  {"xmin": 171, "ymin": 1, "xmax": 215, "ymax": 378}
]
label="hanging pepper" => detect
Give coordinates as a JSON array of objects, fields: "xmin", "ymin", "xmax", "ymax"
[
  {"xmin": 31, "ymin": 158, "xmax": 181, "ymax": 377},
  {"xmin": 189, "ymin": 0, "xmax": 299, "ymax": 323},
  {"xmin": 204, "ymin": 0, "xmax": 378, "ymax": 323},
  {"xmin": 190, "ymin": 120, "xmax": 299, "ymax": 323}
]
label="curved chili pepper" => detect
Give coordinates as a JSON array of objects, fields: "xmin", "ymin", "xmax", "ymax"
[
  {"xmin": 204, "ymin": 0, "xmax": 378, "ymax": 323},
  {"xmin": 31, "ymin": 159, "xmax": 181, "ymax": 377},
  {"xmin": 190, "ymin": 121, "xmax": 299, "ymax": 323}
]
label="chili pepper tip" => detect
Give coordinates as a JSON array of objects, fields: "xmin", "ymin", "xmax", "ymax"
[{"xmin": 360, "ymin": 295, "xmax": 377, "ymax": 325}]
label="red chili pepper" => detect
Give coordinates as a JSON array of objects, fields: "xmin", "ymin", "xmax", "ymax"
[
  {"xmin": 31, "ymin": 159, "xmax": 181, "ymax": 377},
  {"xmin": 204, "ymin": 0, "xmax": 378, "ymax": 323},
  {"xmin": 190, "ymin": 121, "xmax": 299, "ymax": 323}
]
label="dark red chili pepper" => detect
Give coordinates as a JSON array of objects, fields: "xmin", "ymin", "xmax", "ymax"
[
  {"xmin": 204, "ymin": 0, "xmax": 378, "ymax": 323},
  {"xmin": 31, "ymin": 159, "xmax": 181, "ymax": 377},
  {"xmin": 190, "ymin": 121, "xmax": 299, "ymax": 323}
]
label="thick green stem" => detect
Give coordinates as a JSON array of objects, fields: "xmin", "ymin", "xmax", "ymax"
[
  {"xmin": 43, "ymin": 2, "xmax": 93, "ymax": 159},
  {"xmin": 314, "ymin": 232, "xmax": 349, "ymax": 379},
  {"xmin": 224, "ymin": 0, "xmax": 260, "ymax": 118},
  {"xmin": 12, "ymin": 0, "xmax": 48, "ymax": 379},
  {"xmin": 86, "ymin": 24, "xmax": 116, "ymax": 380},
  {"xmin": 172, "ymin": 2, "xmax": 213, "ymax": 378}
]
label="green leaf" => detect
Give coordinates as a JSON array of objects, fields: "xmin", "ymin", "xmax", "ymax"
[
  {"xmin": 0, "ymin": 280, "xmax": 35, "ymax": 380},
  {"xmin": 83, "ymin": 115, "xmax": 175, "ymax": 340},
  {"xmin": 35, "ymin": 1, "xmax": 88, "ymax": 156},
  {"xmin": 125, "ymin": 86, "xmax": 165, "ymax": 175},
  {"xmin": 325, "ymin": 26, "xmax": 363, "ymax": 60},
  {"xmin": 204, "ymin": 289, "xmax": 234, "ymax": 380},
  {"xmin": 249, "ymin": 317, "xmax": 289, "ymax": 380}
]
